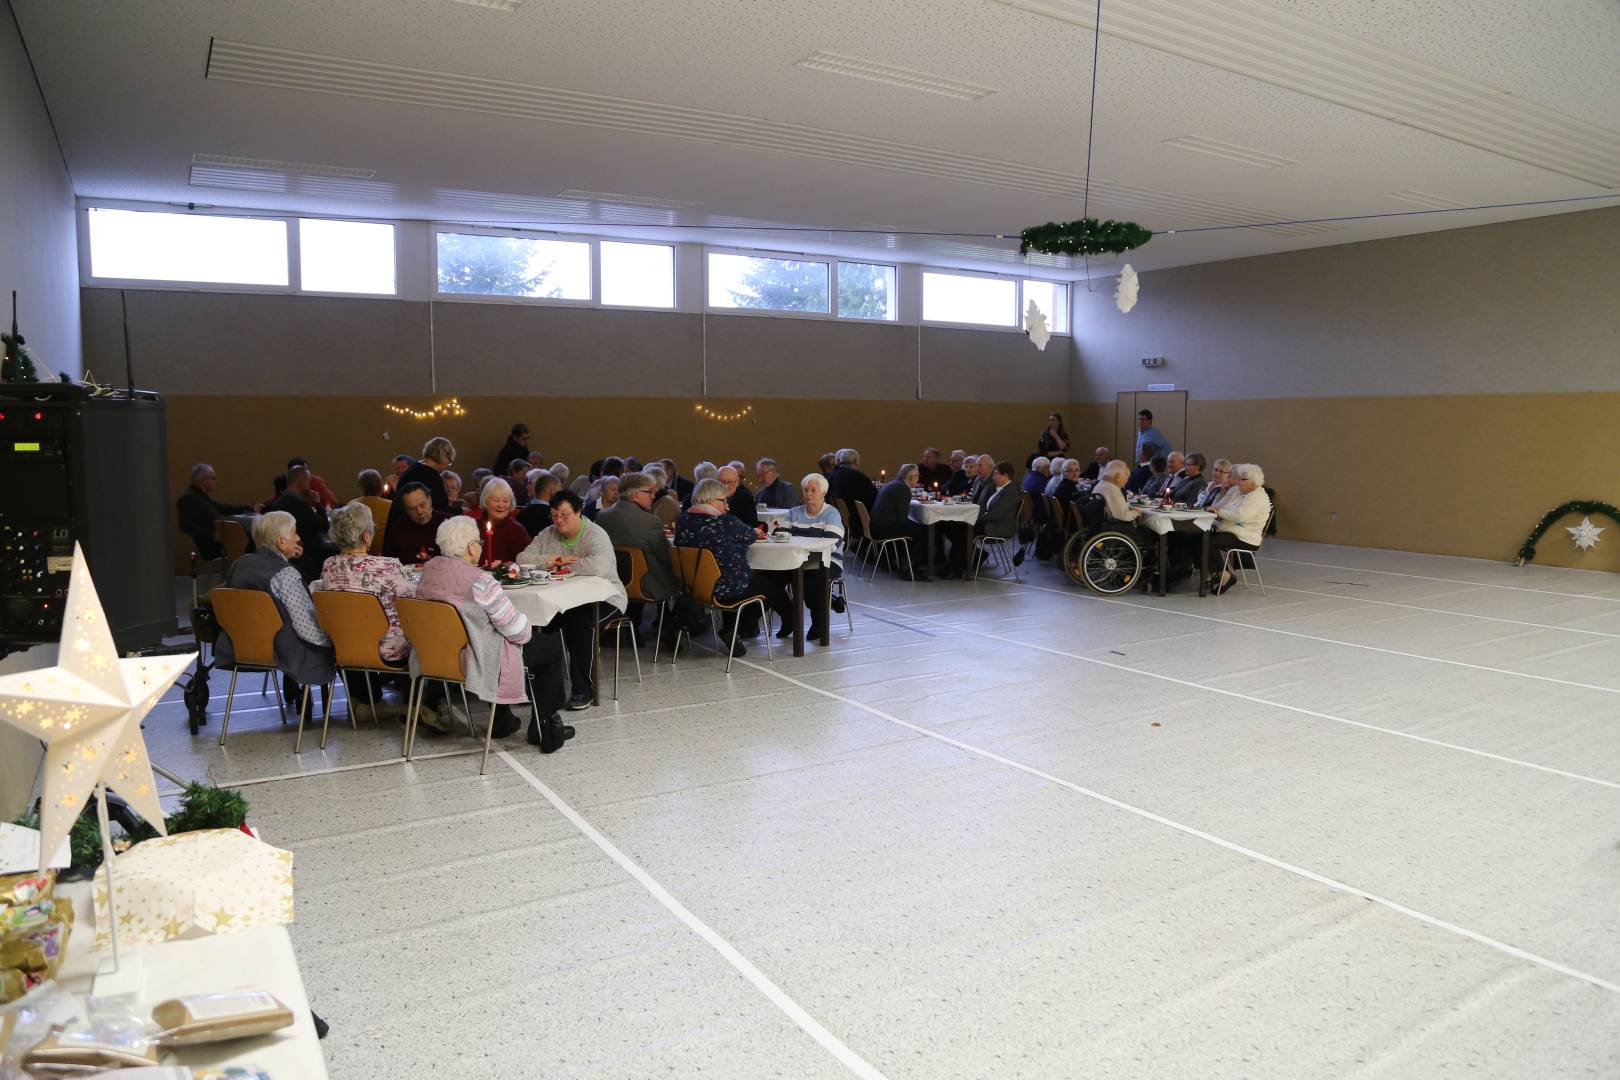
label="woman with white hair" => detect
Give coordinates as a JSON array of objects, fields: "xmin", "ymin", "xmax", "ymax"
[
  {"xmin": 216, "ymin": 510, "xmax": 335, "ymax": 720},
  {"xmin": 1094, "ymin": 460, "xmax": 1142, "ymax": 526},
  {"xmin": 771, "ymin": 472, "xmax": 849, "ymax": 636},
  {"xmin": 414, "ymin": 515, "xmax": 571, "ymax": 750},
  {"xmin": 1044, "ymin": 458, "xmax": 1068, "ymax": 498},
  {"xmin": 321, "ymin": 501, "xmax": 415, "ymax": 664},
  {"xmin": 469, "ymin": 477, "xmax": 531, "ymax": 566},
  {"xmin": 1208, "ymin": 464, "xmax": 1272, "ymax": 594},
  {"xmin": 584, "ymin": 474, "xmax": 619, "ymax": 520}
]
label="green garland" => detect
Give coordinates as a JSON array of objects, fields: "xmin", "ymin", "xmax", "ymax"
[
  {"xmin": 1514, "ymin": 500, "xmax": 1620, "ymax": 565},
  {"xmin": 1019, "ymin": 218, "xmax": 1153, "ymax": 257},
  {"xmin": 1, "ymin": 332, "xmax": 37, "ymax": 383}
]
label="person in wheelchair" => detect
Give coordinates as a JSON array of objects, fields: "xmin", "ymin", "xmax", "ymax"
[{"xmin": 1062, "ymin": 460, "xmax": 1158, "ymax": 594}]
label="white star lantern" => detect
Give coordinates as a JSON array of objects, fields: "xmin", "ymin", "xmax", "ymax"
[
  {"xmin": 0, "ymin": 545, "xmax": 193, "ymax": 871},
  {"xmin": 1115, "ymin": 264, "xmax": 1140, "ymax": 313},
  {"xmin": 1567, "ymin": 516, "xmax": 1605, "ymax": 551},
  {"xmin": 1024, "ymin": 298, "xmax": 1051, "ymax": 351}
]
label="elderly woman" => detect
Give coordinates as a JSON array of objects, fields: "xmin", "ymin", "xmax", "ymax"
[
  {"xmin": 1208, "ymin": 464, "xmax": 1273, "ymax": 594},
  {"xmin": 674, "ymin": 476, "xmax": 769, "ymax": 655},
  {"xmin": 468, "ymin": 478, "xmax": 531, "ymax": 565},
  {"xmin": 763, "ymin": 472, "xmax": 850, "ymax": 635},
  {"xmin": 1094, "ymin": 460, "xmax": 1142, "ymax": 527},
  {"xmin": 441, "ymin": 470, "xmax": 463, "ymax": 507},
  {"xmin": 415, "ymin": 516, "xmax": 570, "ymax": 751},
  {"xmin": 584, "ymin": 475, "xmax": 619, "ymax": 520},
  {"xmin": 1195, "ymin": 458, "xmax": 1236, "ymax": 510},
  {"xmin": 1054, "ymin": 458, "xmax": 1087, "ymax": 512},
  {"xmin": 1044, "ymin": 457, "xmax": 1069, "ymax": 497},
  {"xmin": 321, "ymin": 501, "xmax": 414, "ymax": 664},
  {"xmin": 216, "ymin": 511, "xmax": 334, "ymax": 722}
]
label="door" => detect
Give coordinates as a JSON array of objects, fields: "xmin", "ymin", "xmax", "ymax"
[{"xmin": 1115, "ymin": 390, "xmax": 1188, "ymax": 464}]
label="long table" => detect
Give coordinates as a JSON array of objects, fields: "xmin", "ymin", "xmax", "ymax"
[{"xmin": 908, "ymin": 499, "xmax": 980, "ymax": 578}]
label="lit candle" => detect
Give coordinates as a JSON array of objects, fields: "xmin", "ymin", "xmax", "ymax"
[{"xmin": 484, "ymin": 518, "xmax": 493, "ymax": 565}]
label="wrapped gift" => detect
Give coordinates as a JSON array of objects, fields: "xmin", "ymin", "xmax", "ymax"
[{"xmin": 92, "ymin": 830, "xmax": 293, "ymax": 951}]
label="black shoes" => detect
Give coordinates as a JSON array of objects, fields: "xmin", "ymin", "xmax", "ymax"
[
  {"xmin": 566, "ymin": 692, "xmax": 592, "ymax": 711},
  {"xmin": 527, "ymin": 713, "xmax": 576, "ymax": 748},
  {"xmin": 489, "ymin": 706, "xmax": 523, "ymax": 740},
  {"xmin": 830, "ymin": 594, "xmax": 846, "ymax": 614},
  {"xmin": 775, "ymin": 623, "xmax": 796, "ymax": 640},
  {"xmin": 1012, "ymin": 549, "xmax": 1026, "ymax": 567}
]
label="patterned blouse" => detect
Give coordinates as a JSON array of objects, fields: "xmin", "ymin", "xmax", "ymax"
[
  {"xmin": 320, "ymin": 553, "xmax": 415, "ymax": 661},
  {"xmin": 674, "ymin": 506, "xmax": 756, "ymax": 603}
]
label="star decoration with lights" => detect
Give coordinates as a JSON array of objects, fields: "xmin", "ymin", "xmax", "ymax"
[
  {"xmin": 0, "ymin": 544, "xmax": 194, "ymax": 870},
  {"xmin": 1567, "ymin": 516, "xmax": 1606, "ymax": 550}
]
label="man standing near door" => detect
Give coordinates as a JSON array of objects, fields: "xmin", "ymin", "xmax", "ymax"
[{"xmin": 1135, "ymin": 409, "xmax": 1171, "ymax": 463}]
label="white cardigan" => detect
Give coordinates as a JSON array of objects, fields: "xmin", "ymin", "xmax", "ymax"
[{"xmin": 1214, "ymin": 487, "xmax": 1272, "ymax": 547}]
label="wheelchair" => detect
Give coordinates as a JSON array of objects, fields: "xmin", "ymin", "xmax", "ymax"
[{"xmin": 1060, "ymin": 495, "xmax": 1157, "ymax": 595}]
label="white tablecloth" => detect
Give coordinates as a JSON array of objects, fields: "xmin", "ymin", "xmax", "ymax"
[
  {"xmin": 500, "ymin": 575, "xmax": 624, "ymax": 623},
  {"xmin": 910, "ymin": 499, "xmax": 980, "ymax": 526},
  {"xmin": 757, "ymin": 507, "xmax": 791, "ymax": 529},
  {"xmin": 1135, "ymin": 507, "xmax": 1217, "ymax": 536},
  {"xmin": 746, "ymin": 535, "xmax": 839, "ymax": 571}
]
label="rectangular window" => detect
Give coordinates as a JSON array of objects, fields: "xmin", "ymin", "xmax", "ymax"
[
  {"xmin": 435, "ymin": 231, "xmax": 591, "ymax": 299},
  {"xmin": 836, "ymin": 262, "xmax": 897, "ymax": 321},
  {"xmin": 707, "ymin": 252, "xmax": 829, "ymax": 314},
  {"xmin": 299, "ymin": 219, "xmax": 396, "ymax": 295},
  {"xmin": 86, "ymin": 207, "xmax": 288, "ymax": 286},
  {"xmin": 600, "ymin": 241, "xmax": 675, "ymax": 308},
  {"xmin": 1020, "ymin": 279, "xmax": 1069, "ymax": 334},
  {"xmin": 921, "ymin": 271, "xmax": 1016, "ymax": 327}
]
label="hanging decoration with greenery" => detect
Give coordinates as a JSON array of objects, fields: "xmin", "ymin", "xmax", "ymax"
[
  {"xmin": 1018, "ymin": 219, "xmax": 1153, "ymax": 257},
  {"xmin": 1514, "ymin": 500, "xmax": 1620, "ymax": 565}
]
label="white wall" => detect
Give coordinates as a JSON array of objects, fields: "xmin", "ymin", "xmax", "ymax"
[{"xmin": 0, "ymin": 4, "xmax": 79, "ymax": 378}]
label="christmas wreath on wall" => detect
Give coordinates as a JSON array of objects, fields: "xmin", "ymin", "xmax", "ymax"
[
  {"xmin": 1019, "ymin": 218, "xmax": 1153, "ymax": 257},
  {"xmin": 1514, "ymin": 500, "xmax": 1619, "ymax": 565}
]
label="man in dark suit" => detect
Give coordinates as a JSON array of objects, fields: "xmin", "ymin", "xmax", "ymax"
[
  {"xmin": 754, "ymin": 458, "xmax": 802, "ymax": 510},
  {"xmin": 381, "ymin": 483, "xmax": 447, "ymax": 564},
  {"xmin": 974, "ymin": 462, "xmax": 1024, "ymax": 570},
  {"xmin": 596, "ymin": 472, "xmax": 681, "ymax": 641},
  {"xmin": 176, "ymin": 463, "xmax": 257, "ymax": 559},
  {"xmin": 267, "ymin": 464, "xmax": 336, "ymax": 581},
  {"xmin": 916, "ymin": 447, "xmax": 953, "ymax": 492},
  {"xmin": 945, "ymin": 451, "xmax": 972, "ymax": 496},
  {"xmin": 1080, "ymin": 446, "xmax": 1109, "ymax": 482},
  {"xmin": 870, "ymin": 466, "xmax": 934, "ymax": 580},
  {"xmin": 826, "ymin": 449, "xmax": 878, "ymax": 548},
  {"xmin": 968, "ymin": 455, "xmax": 996, "ymax": 507},
  {"xmin": 718, "ymin": 465, "xmax": 759, "ymax": 527},
  {"xmin": 1168, "ymin": 453, "xmax": 1208, "ymax": 505},
  {"xmin": 517, "ymin": 471, "xmax": 560, "ymax": 535},
  {"xmin": 1124, "ymin": 446, "xmax": 1160, "ymax": 494},
  {"xmin": 392, "ymin": 436, "xmax": 457, "ymax": 515},
  {"xmin": 659, "ymin": 458, "xmax": 693, "ymax": 503},
  {"xmin": 1148, "ymin": 451, "xmax": 1187, "ymax": 500}
]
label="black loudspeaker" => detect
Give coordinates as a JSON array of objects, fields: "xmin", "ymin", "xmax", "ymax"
[{"xmin": 2, "ymin": 384, "xmax": 176, "ymax": 654}]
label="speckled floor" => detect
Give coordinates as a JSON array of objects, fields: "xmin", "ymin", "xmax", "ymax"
[{"xmin": 138, "ymin": 539, "xmax": 1620, "ymax": 1079}]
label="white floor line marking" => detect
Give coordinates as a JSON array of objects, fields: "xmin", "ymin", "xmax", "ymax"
[
  {"xmin": 718, "ymin": 654, "xmax": 1620, "ymax": 995},
  {"xmin": 848, "ymin": 599, "xmax": 1620, "ymax": 791},
  {"xmin": 221, "ymin": 748, "xmax": 482, "ymax": 788},
  {"xmin": 1001, "ymin": 578, "xmax": 1620, "ymax": 697},
  {"xmin": 1262, "ymin": 556, "xmax": 1620, "ymax": 604},
  {"xmin": 1257, "ymin": 583, "xmax": 1620, "ymax": 639},
  {"xmin": 499, "ymin": 752, "xmax": 889, "ymax": 1079}
]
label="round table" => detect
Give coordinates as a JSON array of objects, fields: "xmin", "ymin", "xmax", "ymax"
[
  {"xmin": 908, "ymin": 499, "xmax": 980, "ymax": 578},
  {"xmin": 498, "ymin": 575, "xmax": 624, "ymax": 704},
  {"xmin": 748, "ymin": 535, "xmax": 839, "ymax": 656},
  {"xmin": 1133, "ymin": 506, "xmax": 1217, "ymax": 596}
]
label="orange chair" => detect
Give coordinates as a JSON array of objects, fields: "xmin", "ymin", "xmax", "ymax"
[
  {"xmin": 312, "ymin": 590, "xmax": 403, "ymax": 753},
  {"xmin": 395, "ymin": 597, "xmax": 525, "ymax": 775},
  {"xmin": 209, "ymin": 588, "xmax": 331, "ymax": 753},
  {"xmin": 670, "ymin": 545, "xmax": 771, "ymax": 674},
  {"xmin": 358, "ymin": 496, "xmax": 393, "ymax": 556},
  {"xmin": 612, "ymin": 546, "xmax": 653, "ymax": 686},
  {"xmin": 215, "ymin": 518, "xmax": 251, "ymax": 564}
]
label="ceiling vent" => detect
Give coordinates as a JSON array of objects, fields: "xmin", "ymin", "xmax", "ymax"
[
  {"xmin": 1385, "ymin": 189, "xmax": 1464, "ymax": 210},
  {"xmin": 1162, "ymin": 135, "xmax": 1295, "ymax": 168},
  {"xmin": 993, "ymin": 0, "xmax": 1620, "ymax": 187},
  {"xmin": 556, "ymin": 188, "xmax": 700, "ymax": 209},
  {"xmin": 442, "ymin": 0, "xmax": 521, "ymax": 11},
  {"xmin": 190, "ymin": 153, "xmax": 375, "ymax": 178},
  {"xmin": 795, "ymin": 51, "xmax": 997, "ymax": 101}
]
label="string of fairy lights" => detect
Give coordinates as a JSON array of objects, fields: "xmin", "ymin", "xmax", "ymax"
[
  {"xmin": 384, "ymin": 397, "xmax": 467, "ymax": 420},
  {"xmin": 694, "ymin": 402, "xmax": 755, "ymax": 422}
]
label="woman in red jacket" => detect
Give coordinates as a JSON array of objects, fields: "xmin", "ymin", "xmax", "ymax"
[{"xmin": 468, "ymin": 478, "xmax": 531, "ymax": 566}]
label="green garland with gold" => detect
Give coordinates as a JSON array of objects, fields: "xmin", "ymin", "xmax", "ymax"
[
  {"xmin": 1514, "ymin": 500, "xmax": 1620, "ymax": 565},
  {"xmin": 1019, "ymin": 218, "xmax": 1153, "ymax": 256}
]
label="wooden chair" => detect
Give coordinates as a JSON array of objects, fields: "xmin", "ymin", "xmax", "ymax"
[
  {"xmin": 210, "ymin": 588, "xmax": 330, "ymax": 752},
  {"xmin": 395, "ymin": 597, "xmax": 518, "ymax": 775},
  {"xmin": 855, "ymin": 500, "xmax": 914, "ymax": 581},
  {"xmin": 831, "ymin": 498, "xmax": 866, "ymax": 562},
  {"xmin": 652, "ymin": 494, "xmax": 680, "ymax": 527},
  {"xmin": 216, "ymin": 518, "xmax": 251, "ymax": 564},
  {"xmin": 606, "ymin": 547, "xmax": 647, "ymax": 697},
  {"xmin": 358, "ymin": 496, "xmax": 393, "ymax": 556},
  {"xmin": 670, "ymin": 545, "xmax": 772, "ymax": 674},
  {"xmin": 1046, "ymin": 495, "xmax": 1067, "ymax": 537},
  {"xmin": 312, "ymin": 590, "xmax": 404, "ymax": 752}
]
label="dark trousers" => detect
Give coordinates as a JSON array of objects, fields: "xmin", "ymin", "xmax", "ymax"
[
  {"xmin": 548, "ymin": 605, "xmax": 597, "ymax": 698},
  {"xmin": 1208, "ymin": 532, "xmax": 1259, "ymax": 577},
  {"xmin": 755, "ymin": 566, "xmax": 834, "ymax": 633},
  {"xmin": 938, "ymin": 522, "xmax": 972, "ymax": 574},
  {"xmin": 719, "ymin": 571, "xmax": 770, "ymax": 637},
  {"xmin": 523, "ymin": 630, "xmax": 567, "ymax": 718},
  {"xmin": 874, "ymin": 521, "xmax": 933, "ymax": 575}
]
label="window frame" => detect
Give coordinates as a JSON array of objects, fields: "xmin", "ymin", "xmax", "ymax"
[
  {"xmin": 429, "ymin": 224, "xmax": 600, "ymax": 308},
  {"xmin": 834, "ymin": 259, "xmax": 900, "ymax": 322},
  {"xmin": 296, "ymin": 217, "xmax": 401, "ymax": 297},
  {"xmin": 704, "ymin": 246, "xmax": 836, "ymax": 321},
  {"xmin": 1020, "ymin": 277, "xmax": 1071, "ymax": 336},
  {"xmin": 918, "ymin": 267, "xmax": 1073, "ymax": 336},
  {"xmin": 596, "ymin": 237, "xmax": 679, "ymax": 311}
]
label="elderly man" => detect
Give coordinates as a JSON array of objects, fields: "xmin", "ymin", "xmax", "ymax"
[
  {"xmin": 818, "ymin": 452, "xmax": 838, "ymax": 481},
  {"xmin": 287, "ymin": 456, "xmax": 338, "ymax": 509},
  {"xmin": 390, "ymin": 454, "xmax": 413, "ymax": 483},
  {"xmin": 826, "ymin": 449, "xmax": 878, "ymax": 548},
  {"xmin": 1124, "ymin": 444, "xmax": 1159, "ymax": 494},
  {"xmin": 381, "ymin": 482, "xmax": 448, "ymax": 565},
  {"xmin": 917, "ymin": 447, "xmax": 953, "ymax": 492},
  {"xmin": 1168, "ymin": 453, "xmax": 1209, "ymax": 505},
  {"xmin": 754, "ymin": 458, "xmax": 801, "ymax": 509},
  {"xmin": 870, "ymin": 464, "xmax": 934, "ymax": 580},
  {"xmin": 597, "ymin": 472, "xmax": 681, "ymax": 642},
  {"xmin": 1135, "ymin": 409, "xmax": 1171, "ymax": 463},
  {"xmin": 266, "ymin": 464, "xmax": 337, "ymax": 581},
  {"xmin": 661, "ymin": 458, "xmax": 693, "ymax": 502},
  {"xmin": 393, "ymin": 436, "xmax": 457, "ymax": 514},
  {"xmin": 517, "ymin": 490, "xmax": 627, "ymax": 710},
  {"xmin": 968, "ymin": 453, "xmax": 996, "ymax": 507},
  {"xmin": 177, "ymin": 463, "xmax": 257, "ymax": 559},
  {"xmin": 1081, "ymin": 446, "xmax": 1110, "ymax": 482},
  {"xmin": 974, "ymin": 461, "xmax": 1023, "ymax": 569},
  {"xmin": 1022, "ymin": 457, "xmax": 1051, "ymax": 525},
  {"xmin": 945, "ymin": 451, "xmax": 971, "ymax": 496},
  {"xmin": 518, "ymin": 470, "xmax": 561, "ymax": 535},
  {"xmin": 718, "ymin": 465, "xmax": 759, "ymax": 526},
  {"xmin": 1150, "ymin": 451, "xmax": 1187, "ymax": 500}
]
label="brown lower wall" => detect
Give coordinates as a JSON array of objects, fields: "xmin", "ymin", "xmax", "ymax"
[{"xmin": 165, "ymin": 390, "xmax": 1620, "ymax": 573}]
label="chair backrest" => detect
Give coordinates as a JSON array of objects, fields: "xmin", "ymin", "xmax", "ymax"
[
  {"xmin": 358, "ymin": 496, "xmax": 393, "ymax": 555},
  {"xmin": 854, "ymin": 500, "xmax": 875, "ymax": 541},
  {"xmin": 1018, "ymin": 490, "xmax": 1034, "ymax": 523},
  {"xmin": 311, "ymin": 590, "xmax": 392, "ymax": 671},
  {"xmin": 1045, "ymin": 495, "xmax": 1064, "ymax": 530},
  {"xmin": 615, "ymin": 545, "xmax": 656, "ymax": 603},
  {"xmin": 832, "ymin": 497, "xmax": 854, "ymax": 539},
  {"xmin": 393, "ymin": 598, "xmax": 470, "ymax": 682},
  {"xmin": 652, "ymin": 494, "xmax": 680, "ymax": 527},
  {"xmin": 671, "ymin": 545, "xmax": 721, "ymax": 606},
  {"xmin": 1079, "ymin": 494, "xmax": 1107, "ymax": 531},
  {"xmin": 209, "ymin": 588, "xmax": 283, "ymax": 668},
  {"xmin": 216, "ymin": 518, "xmax": 251, "ymax": 563}
]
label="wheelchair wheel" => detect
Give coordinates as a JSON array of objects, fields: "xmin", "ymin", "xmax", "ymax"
[{"xmin": 1062, "ymin": 529, "xmax": 1144, "ymax": 594}]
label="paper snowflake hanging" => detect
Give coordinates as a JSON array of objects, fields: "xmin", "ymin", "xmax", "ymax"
[
  {"xmin": 1115, "ymin": 264, "xmax": 1139, "ymax": 313},
  {"xmin": 1566, "ymin": 516, "xmax": 1605, "ymax": 550},
  {"xmin": 1024, "ymin": 299, "xmax": 1051, "ymax": 351}
]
